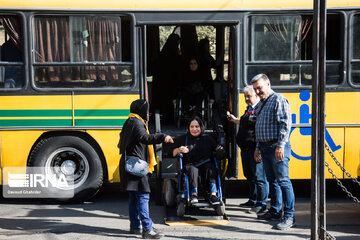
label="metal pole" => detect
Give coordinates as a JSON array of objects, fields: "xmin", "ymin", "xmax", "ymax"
[
  {"xmin": 311, "ymin": 0, "xmax": 327, "ymax": 239},
  {"xmin": 311, "ymin": 0, "xmax": 320, "ymax": 239},
  {"xmin": 319, "ymin": 0, "xmax": 327, "ymax": 239}
]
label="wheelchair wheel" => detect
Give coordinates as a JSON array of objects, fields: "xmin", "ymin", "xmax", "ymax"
[
  {"xmin": 176, "ymin": 201, "xmax": 186, "ymax": 217},
  {"xmin": 163, "ymin": 179, "xmax": 176, "ymax": 207},
  {"xmin": 216, "ymin": 203, "xmax": 225, "ymax": 216}
]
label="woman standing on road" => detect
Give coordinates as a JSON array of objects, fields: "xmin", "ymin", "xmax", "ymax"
[{"xmin": 118, "ymin": 99, "xmax": 173, "ymax": 239}]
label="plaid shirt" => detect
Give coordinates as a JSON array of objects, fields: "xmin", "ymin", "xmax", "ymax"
[{"xmin": 255, "ymin": 90, "xmax": 291, "ymax": 148}]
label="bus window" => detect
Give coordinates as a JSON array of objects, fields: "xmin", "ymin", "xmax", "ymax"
[
  {"xmin": 246, "ymin": 13, "xmax": 342, "ymax": 86},
  {"xmin": 351, "ymin": 14, "xmax": 360, "ymax": 86},
  {"xmin": 33, "ymin": 15, "xmax": 132, "ymax": 88},
  {"xmin": 0, "ymin": 15, "xmax": 24, "ymax": 88}
]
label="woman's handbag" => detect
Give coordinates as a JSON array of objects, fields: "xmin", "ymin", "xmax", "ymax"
[{"xmin": 125, "ymin": 157, "xmax": 149, "ymax": 177}]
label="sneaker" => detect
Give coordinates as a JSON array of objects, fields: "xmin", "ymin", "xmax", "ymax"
[
  {"xmin": 142, "ymin": 228, "xmax": 165, "ymax": 239},
  {"xmin": 130, "ymin": 227, "xmax": 141, "ymax": 234},
  {"xmin": 247, "ymin": 206, "xmax": 267, "ymax": 214},
  {"xmin": 239, "ymin": 201, "xmax": 256, "ymax": 207},
  {"xmin": 209, "ymin": 195, "xmax": 221, "ymax": 205},
  {"xmin": 190, "ymin": 195, "xmax": 198, "ymax": 204},
  {"xmin": 257, "ymin": 210, "xmax": 281, "ymax": 220},
  {"xmin": 277, "ymin": 216, "xmax": 296, "ymax": 230}
]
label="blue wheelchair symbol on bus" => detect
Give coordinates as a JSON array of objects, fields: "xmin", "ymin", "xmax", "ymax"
[{"xmin": 290, "ymin": 90, "xmax": 341, "ymax": 160}]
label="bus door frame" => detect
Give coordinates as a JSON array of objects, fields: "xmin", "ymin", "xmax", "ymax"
[{"xmin": 135, "ymin": 13, "xmax": 243, "ymax": 178}]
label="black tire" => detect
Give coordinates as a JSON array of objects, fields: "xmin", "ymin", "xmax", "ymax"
[
  {"xmin": 176, "ymin": 201, "xmax": 185, "ymax": 217},
  {"xmin": 28, "ymin": 135, "xmax": 103, "ymax": 203},
  {"xmin": 216, "ymin": 203, "xmax": 225, "ymax": 216},
  {"xmin": 163, "ymin": 179, "xmax": 176, "ymax": 207}
]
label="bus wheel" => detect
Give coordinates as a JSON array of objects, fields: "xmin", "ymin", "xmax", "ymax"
[{"xmin": 28, "ymin": 135, "xmax": 103, "ymax": 203}]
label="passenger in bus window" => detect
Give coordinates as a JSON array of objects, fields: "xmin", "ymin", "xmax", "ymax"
[
  {"xmin": 118, "ymin": 99, "xmax": 173, "ymax": 239},
  {"xmin": 178, "ymin": 57, "xmax": 215, "ymax": 116},
  {"xmin": 94, "ymin": 69, "xmax": 108, "ymax": 87},
  {"xmin": 251, "ymin": 73, "xmax": 295, "ymax": 230},
  {"xmin": 1, "ymin": 38, "xmax": 22, "ymax": 88},
  {"xmin": 227, "ymin": 86, "xmax": 269, "ymax": 214}
]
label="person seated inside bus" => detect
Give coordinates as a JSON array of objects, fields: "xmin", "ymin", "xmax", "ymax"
[
  {"xmin": 172, "ymin": 116, "xmax": 225, "ymax": 205},
  {"xmin": 1, "ymin": 39, "xmax": 22, "ymax": 88},
  {"xmin": 176, "ymin": 57, "xmax": 215, "ymax": 116},
  {"xmin": 93, "ymin": 69, "xmax": 108, "ymax": 87}
]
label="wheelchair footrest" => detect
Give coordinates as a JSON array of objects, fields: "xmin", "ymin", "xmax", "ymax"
[{"xmin": 191, "ymin": 201, "xmax": 213, "ymax": 208}]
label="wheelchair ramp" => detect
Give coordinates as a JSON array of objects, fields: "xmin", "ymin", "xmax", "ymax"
[{"xmin": 164, "ymin": 206, "xmax": 230, "ymax": 226}]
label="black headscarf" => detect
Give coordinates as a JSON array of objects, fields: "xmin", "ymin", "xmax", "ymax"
[{"xmin": 130, "ymin": 99, "xmax": 149, "ymax": 120}]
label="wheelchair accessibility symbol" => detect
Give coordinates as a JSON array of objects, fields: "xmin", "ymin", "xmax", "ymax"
[{"xmin": 290, "ymin": 90, "xmax": 341, "ymax": 161}]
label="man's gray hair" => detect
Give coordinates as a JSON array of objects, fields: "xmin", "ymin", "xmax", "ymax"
[
  {"xmin": 250, "ymin": 73, "xmax": 270, "ymax": 84},
  {"xmin": 243, "ymin": 85, "xmax": 255, "ymax": 94}
]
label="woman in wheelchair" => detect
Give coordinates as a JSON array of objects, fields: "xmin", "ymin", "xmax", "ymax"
[{"xmin": 172, "ymin": 116, "xmax": 224, "ymax": 205}]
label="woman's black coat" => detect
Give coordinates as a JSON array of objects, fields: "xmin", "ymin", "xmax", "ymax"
[
  {"xmin": 118, "ymin": 117, "xmax": 165, "ymax": 193},
  {"xmin": 172, "ymin": 133, "xmax": 217, "ymax": 165}
]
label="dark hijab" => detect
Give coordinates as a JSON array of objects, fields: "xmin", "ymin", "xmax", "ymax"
[
  {"xmin": 179, "ymin": 116, "xmax": 216, "ymax": 164},
  {"xmin": 187, "ymin": 116, "xmax": 205, "ymax": 137},
  {"xmin": 118, "ymin": 99, "xmax": 148, "ymax": 155},
  {"xmin": 130, "ymin": 99, "xmax": 149, "ymax": 120}
]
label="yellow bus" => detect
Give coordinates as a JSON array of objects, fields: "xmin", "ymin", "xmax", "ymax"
[{"xmin": 0, "ymin": 0, "xmax": 359, "ymax": 202}]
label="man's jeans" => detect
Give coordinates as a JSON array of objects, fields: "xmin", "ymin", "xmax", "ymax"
[
  {"xmin": 259, "ymin": 142, "xmax": 295, "ymax": 217},
  {"xmin": 241, "ymin": 148, "xmax": 269, "ymax": 207},
  {"xmin": 129, "ymin": 191, "xmax": 152, "ymax": 231}
]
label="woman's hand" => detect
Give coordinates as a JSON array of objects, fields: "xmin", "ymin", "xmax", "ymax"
[
  {"xmin": 173, "ymin": 146, "xmax": 189, "ymax": 157},
  {"xmin": 164, "ymin": 135, "xmax": 174, "ymax": 143},
  {"xmin": 178, "ymin": 146, "xmax": 189, "ymax": 153}
]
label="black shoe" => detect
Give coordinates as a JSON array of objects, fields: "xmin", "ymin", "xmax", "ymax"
[
  {"xmin": 239, "ymin": 201, "xmax": 256, "ymax": 207},
  {"xmin": 190, "ymin": 195, "xmax": 198, "ymax": 204},
  {"xmin": 130, "ymin": 227, "xmax": 141, "ymax": 234},
  {"xmin": 247, "ymin": 206, "xmax": 267, "ymax": 214},
  {"xmin": 257, "ymin": 210, "xmax": 281, "ymax": 221},
  {"xmin": 209, "ymin": 195, "xmax": 221, "ymax": 205},
  {"xmin": 142, "ymin": 228, "xmax": 164, "ymax": 239}
]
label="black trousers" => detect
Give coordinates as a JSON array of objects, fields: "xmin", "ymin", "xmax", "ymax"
[{"xmin": 185, "ymin": 162, "xmax": 217, "ymax": 192}]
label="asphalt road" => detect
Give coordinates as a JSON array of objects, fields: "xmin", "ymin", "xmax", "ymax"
[{"xmin": 0, "ymin": 181, "xmax": 359, "ymax": 240}]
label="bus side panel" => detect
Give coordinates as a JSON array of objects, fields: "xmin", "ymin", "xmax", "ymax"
[
  {"xmin": 237, "ymin": 94, "xmax": 247, "ymax": 179},
  {"xmin": 75, "ymin": 94, "xmax": 138, "ymax": 182},
  {"xmin": 344, "ymin": 128, "xmax": 360, "ymax": 179},
  {"xmin": 285, "ymin": 93, "xmax": 347, "ymax": 179},
  {"xmin": 86, "ymin": 129, "xmax": 122, "ymax": 183},
  {"xmin": 235, "ymin": 92, "xmax": 355, "ymax": 180},
  {"xmin": 0, "ymin": 130, "xmax": 45, "ymax": 174}
]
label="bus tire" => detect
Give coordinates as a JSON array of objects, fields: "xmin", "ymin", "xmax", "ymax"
[{"xmin": 28, "ymin": 135, "xmax": 103, "ymax": 203}]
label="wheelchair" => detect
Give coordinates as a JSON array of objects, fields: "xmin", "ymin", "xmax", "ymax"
[
  {"xmin": 163, "ymin": 153, "xmax": 226, "ymax": 217},
  {"xmin": 173, "ymin": 92, "xmax": 213, "ymax": 129}
]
